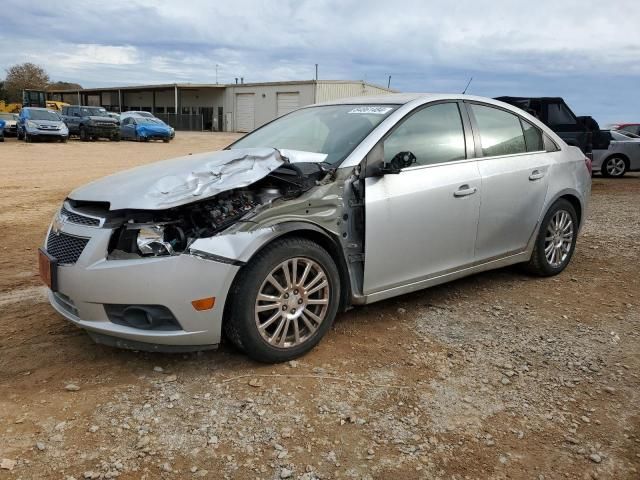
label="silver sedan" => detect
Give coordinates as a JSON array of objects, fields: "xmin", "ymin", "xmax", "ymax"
[
  {"xmin": 40, "ymin": 94, "xmax": 591, "ymax": 362},
  {"xmin": 592, "ymin": 130, "xmax": 640, "ymax": 177}
]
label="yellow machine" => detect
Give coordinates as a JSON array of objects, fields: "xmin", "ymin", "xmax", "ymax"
[
  {"xmin": 46, "ymin": 100, "xmax": 69, "ymax": 111},
  {"xmin": 0, "ymin": 100, "xmax": 21, "ymax": 113}
]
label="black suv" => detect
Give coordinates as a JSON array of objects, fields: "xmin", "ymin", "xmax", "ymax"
[
  {"xmin": 495, "ymin": 97, "xmax": 610, "ymax": 154},
  {"xmin": 61, "ymin": 105, "xmax": 120, "ymax": 141}
]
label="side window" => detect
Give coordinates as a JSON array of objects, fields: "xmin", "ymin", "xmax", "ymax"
[
  {"xmin": 470, "ymin": 104, "xmax": 526, "ymax": 157},
  {"xmin": 521, "ymin": 119, "xmax": 544, "ymax": 152},
  {"xmin": 383, "ymin": 102, "xmax": 466, "ymax": 167},
  {"xmin": 122, "ymin": 117, "xmax": 130, "ymax": 125},
  {"xmin": 547, "ymin": 103, "xmax": 577, "ymax": 126}
]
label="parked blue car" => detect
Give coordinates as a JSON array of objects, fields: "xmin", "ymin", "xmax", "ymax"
[
  {"xmin": 0, "ymin": 119, "xmax": 5, "ymax": 142},
  {"xmin": 18, "ymin": 107, "xmax": 69, "ymax": 142},
  {"xmin": 120, "ymin": 117, "xmax": 175, "ymax": 142}
]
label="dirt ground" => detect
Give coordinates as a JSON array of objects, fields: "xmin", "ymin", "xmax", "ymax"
[{"xmin": 0, "ymin": 133, "xmax": 638, "ymax": 480}]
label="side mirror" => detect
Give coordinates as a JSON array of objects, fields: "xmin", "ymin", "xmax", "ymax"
[{"xmin": 379, "ymin": 151, "xmax": 417, "ymax": 175}]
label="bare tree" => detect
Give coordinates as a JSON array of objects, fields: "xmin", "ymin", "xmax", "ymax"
[
  {"xmin": 47, "ymin": 81, "xmax": 83, "ymax": 91},
  {"xmin": 4, "ymin": 63, "xmax": 50, "ymax": 102}
]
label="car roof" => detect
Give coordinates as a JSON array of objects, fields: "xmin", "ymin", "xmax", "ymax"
[
  {"xmin": 23, "ymin": 107, "xmax": 54, "ymax": 111},
  {"xmin": 315, "ymin": 93, "xmax": 537, "ymax": 111}
]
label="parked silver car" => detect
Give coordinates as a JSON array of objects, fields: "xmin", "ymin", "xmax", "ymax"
[
  {"xmin": 592, "ymin": 130, "xmax": 640, "ymax": 177},
  {"xmin": 39, "ymin": 94, "xmax": 591, "ymax": 362}
]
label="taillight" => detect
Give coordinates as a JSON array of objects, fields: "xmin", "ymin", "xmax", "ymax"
[{"xmin": 584, "ymin": 156, "xmax": 592, "ymax": 175}]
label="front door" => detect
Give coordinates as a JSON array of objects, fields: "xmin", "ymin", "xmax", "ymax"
[
  {"xmin": 363, "ymin": 102, "xmax": 481, "ymax": 295},
  {"xmin": 467, "ymin": 102, "xmax": 552, "ymax": 260}
]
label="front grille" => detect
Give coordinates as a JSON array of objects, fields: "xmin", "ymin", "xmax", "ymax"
[
  {"xmin": 61, "ymin": 206, "xmax": 101, "ymax": 227},
  {"xmin": 95, "ymin": 122, "xmax": 115, "ymax": 127},
  {"xmin": 46, "ymin": 231, "xmax": 89, "ymax": 265}
]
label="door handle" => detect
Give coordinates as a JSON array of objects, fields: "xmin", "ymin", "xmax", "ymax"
[
  {"xmin": 453, "ymin": 185, "xmax": 477, "ymax": 197},
  {"xmin": 529, "ymin": 170, "xmax": 545, "ymax": 181}
]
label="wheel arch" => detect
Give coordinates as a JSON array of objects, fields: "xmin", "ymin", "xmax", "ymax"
[{"xmin": 220, "ymin": 222, "xmax": 352, "ymax": 321}]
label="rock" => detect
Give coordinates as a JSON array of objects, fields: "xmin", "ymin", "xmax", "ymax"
[
  {"xmin": 248, "ymin": 378, "xmax": 264, "ymax": 388},
  {"xmin": 136, "ymin": 436, "xmax": 150, "ymax": 449},
  {"xmin": 589, "ymin": 453, "xmax": 602, "ymax": 463},
  {"xmin": 208, "ymin": 436, "xmax": 219, "ymax": 445},
  {"xmin": 164, "ymin": 374, "xmax": 177, "ymax": 383},
  {"xmin": 190, "ymin": 466, "xmax": 198, "ymax": 473},
  {"xmin": 153, "ymin": 366, "xmax": 164, "ymax": 372},
  {"xmin": 65, "ymin": 384, "xmax": 81, "ymax": 391},
  {"xmin": 36, "ymin": 441, "xmax": 46, "ymax": 451},
  {"xmin": 397, "ymin": 308, "xmax": 406, "ymax": 314},
  {"xmin": 88, "ymin": 425, "xmax": 99, "ymax": 433},
  {"xmin": 161, "ymin": 463, "xmax": 172, "ymax": 472},
  {"xmin": 280, "ymin": 467, "xmax": 293, "ymax": 478},
  {"xmin": 501, "ymin": 378, "xmax": 511, "ymax": 385},
  {"xmin": 603, "ymin": 386, "xmax": 615, "ymax": 394},
  {"xmin": 288, "ymin": 360, "xmax": 299, "ymax": 368},
  {"xmin": 1, "ymin": 458, "xmax": 16, "ymax": 470},
  {"xmin": 55, "ymin": 421, "xmax": 67, "ymax": 431},
  {"xmin": 581, "ymin": 416, "xmax": 590, "ymax": 423},
  {"xmin": 169, "ymin": 393, "xmax": 180, "ymax": 402},
  {"xmin": 195, "ymin": 470, "xmax": 209, "ymax": 478},
  {"xmin": 83, "ymin": 472, "xmax": 99, "ymax": 479}
]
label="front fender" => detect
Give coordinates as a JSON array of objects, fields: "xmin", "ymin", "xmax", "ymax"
[{"xmin": 188, "ymin": 221, "xmax": 334, "ymax": 264}]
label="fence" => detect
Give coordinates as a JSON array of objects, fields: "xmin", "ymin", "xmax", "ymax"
[{"xmin": 155, "ymin": 114, "xmax": 204, "ymax": 132}]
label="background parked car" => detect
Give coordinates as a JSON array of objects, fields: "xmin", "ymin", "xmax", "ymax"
[
  {"xmin": 592, "ymin": 130, "xmax": 640, "ymax": 177},
  {"xmin": 120, "ymin": 116, "xmax": 175, "ymax": 142},
  {"xmin": 61, "ymin": 105, "xmax": 120, "ymax": 141},
  {"xmin": 0, "ymin": 119, "xmax": 4, "ymax": 142},
  {"xmin": 0, "ymin": 112, "xmax": 19, "ymax": 136},
  {"xmin": 495, "ymin": 97, "xmax": 610, "ymax": 154},
  {"xmin": 17, "ymin": 107, "xmax": 69, "ymax": 143},
  {"xmin": 120, "ymin": 111, "xmax": 175, "ymax": 133},
  {"xmin": 610, "ymin": 123, "xmax": 640, "ymax": 136}
]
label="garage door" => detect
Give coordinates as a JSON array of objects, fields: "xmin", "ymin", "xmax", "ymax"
[
  {"xmin": 235, "ymin": 93, "xmax": 255, "ymax": 132},
  {"xmin": 276, "ymin": 92, "xmax": 300, "ymax": 117}
]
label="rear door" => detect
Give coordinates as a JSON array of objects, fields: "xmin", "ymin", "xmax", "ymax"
[
  {"xmin": 363, "ymin": 101, "xmax": 481, "ymax": 294},
  {"xmin": 467, "ymin": 102, "xmax": 552, "ymax": 260}
]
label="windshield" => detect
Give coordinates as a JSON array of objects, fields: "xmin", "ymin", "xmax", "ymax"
[
  {"xmin": 134, "ymin": 111, "xmax": 154, "ymax": 118},
  {"xmin": 616, "ymin": 130, "xmax": 640, "ymax": 139},
  {"xmin": 28, "ymin": 110, "xmax": 61, "ymax": 121},
  {"xmin": 230, "ymin": 104, "xmax": 399, "ymax": 165},
  {"xmin": 137, "ymin": 118, "xmax": 163, "ymax": 125},
  {"xmin": 0, "ymin": 113, "xmax": 17, "ymax": 121},
  {"xmin": 81, "ymin": 107, "xmax": 108, "ymax": 116}
]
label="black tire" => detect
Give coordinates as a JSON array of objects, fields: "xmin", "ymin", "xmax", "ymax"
[
  {"xmin": 25, "ymin": 134, "xmax": 32, "ymax": 143},
  {"xmin": 163, "ymin": 138, "xmax": 170, "ymax": 143},
  {"xmin": 0, "ymin": 136, "xmax": 4, "ymax": 142},
  {"xmin": 525, "ymin": 199, "xmax": 578, "ymax": 277},
  {"xmin": 17, "ymin": 130, "xmax": 24, "ymax": 140},
  {"xmin": 224, "ymin": 237, "xmax": 341, "ymax": 363},
  {"xmin": 110, "ymin": 134, "xmax": 120, "ymax": 142},
  {"xmin": 601, "ymin": 156, "xmax": 627, "ymax": 178},
  {"xmin": 60, "ymin": 136, "xmax": 67, "ymax": 143},
  {"xmin": 79, "ymin": 127, "xmax": 89, "ymax": 142}
]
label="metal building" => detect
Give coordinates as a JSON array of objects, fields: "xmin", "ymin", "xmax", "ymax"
[{"xmin": 48, "ymin": 80, "xmax": 395, "ymax": 132}]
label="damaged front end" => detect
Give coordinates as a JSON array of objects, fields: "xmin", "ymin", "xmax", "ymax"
[{"xmin": 69, "ymin": 148, "xmax": 339, "ymax": 263}]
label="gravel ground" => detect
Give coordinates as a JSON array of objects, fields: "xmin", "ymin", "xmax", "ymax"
[{"xmin": 0, "ymin": 134, "xmax": 638, "ymax": 479}]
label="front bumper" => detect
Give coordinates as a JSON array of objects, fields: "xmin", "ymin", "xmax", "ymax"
[
  {"xmin": 86, "ymin": 125, "xmax": 118, "ymax": 137},
  {"xmin": 43, "ymin": 218, "xmax": 240, "ymax": 350},
  {"xmin": 27, "ymin": 128, "xmax": 68, "ymax": 138}
]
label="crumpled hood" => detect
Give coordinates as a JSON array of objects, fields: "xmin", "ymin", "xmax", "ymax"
[
  {"xmin": 69, "ymin": 147, "xmax": 323, "ymax": 211},
  {"xmin": 136, "ymin": 124, "xmax": 172, "ymax": 136}
]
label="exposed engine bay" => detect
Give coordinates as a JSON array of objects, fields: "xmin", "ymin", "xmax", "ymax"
[{"xmin": 101, "ymin": 162, "xmax": 329, "ymax": 258}]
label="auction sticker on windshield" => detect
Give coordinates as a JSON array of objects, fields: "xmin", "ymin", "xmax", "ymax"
[{"xmin": 348, "ymin": 106, "xmax": 394, "ymax": 115}]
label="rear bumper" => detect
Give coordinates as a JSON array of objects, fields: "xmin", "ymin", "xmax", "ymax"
[{"xmin": 43, "ymin": 220, "xmax": 240, "ymax": 349}]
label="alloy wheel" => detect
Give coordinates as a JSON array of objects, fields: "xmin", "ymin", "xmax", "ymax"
[
  {"xmin": 544, "ymin": 210, "xmax": 574, "ymax": 268},
  {"xmin": 254, "ymin": 257, "xmax": 330, "ymax": 348},
  {"xmin": 605, "ymin": 157, "xmax": 626, "ymax": 177}
]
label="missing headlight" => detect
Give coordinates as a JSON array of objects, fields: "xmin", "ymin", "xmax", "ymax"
[{"xmin": 136, "ymin": 224, "xmax": 186, "ymax": 256}]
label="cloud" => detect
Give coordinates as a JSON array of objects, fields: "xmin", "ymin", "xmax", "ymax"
[{"xmin": 1, "ymin": 0, "xmax": 639, "ymax": 123}]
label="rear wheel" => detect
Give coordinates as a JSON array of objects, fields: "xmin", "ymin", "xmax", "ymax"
[
  {"xmin": 601, "ymin": 156, "xmax": 627, "ymax": 178},
  {"xmin": 60, "ymin": 136, "xmax": 67, "ymax": 143},
  {"xmin": 225, "ymin": 237, "xmax": 341, "ymax": 363},
  {"xmin": 25, "ymin": 134, "xmax": 32, "ymax": 143},
  {"xmin": 525, "ymin": 199, "xmax": 578, "ymax": 276},
  {"xmin": 110, "ymin": 133, "xmax": 120, "ymax": 142}
]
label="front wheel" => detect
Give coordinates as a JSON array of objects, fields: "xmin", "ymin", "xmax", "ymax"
[
  {"xmin": 224, "ymin": 237, "xmax": 341, "ymax": 363},
  {"xmin": 601, "ymin": 156, "xmax": 627, "ymax": 178},
  {"xmin": 79, "ymin": 127, "xmax": 89, "ymax": 142},
  {"xmin": 525, "ymin": 199, "xmax": 578, "ymax": 276}
]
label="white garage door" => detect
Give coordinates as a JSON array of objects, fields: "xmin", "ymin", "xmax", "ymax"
[
  {"xmin": 276, "ymin": 92, "xmax": 300, "ymax": 117},
  {"xmin": 235, "ymin": 93, "xmax": 255, "ymax": 132}
]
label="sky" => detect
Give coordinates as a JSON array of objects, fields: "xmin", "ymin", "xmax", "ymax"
[{"xmin": 2, "ymin": 0, "xmax": 639, "ymax": 125}]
